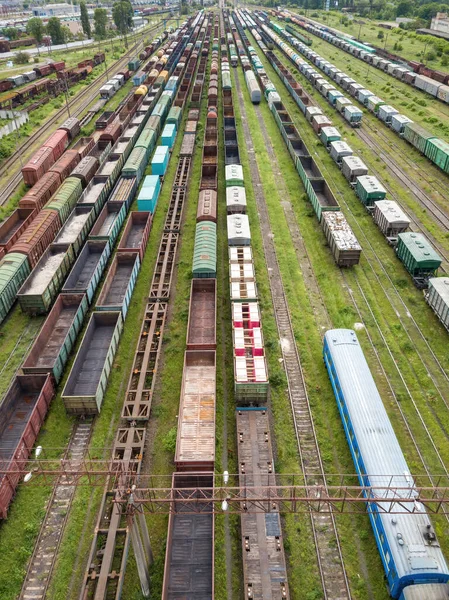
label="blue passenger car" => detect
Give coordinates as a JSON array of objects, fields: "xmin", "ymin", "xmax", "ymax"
[{"xmin": 323, "ymin": 329, "xmax": 449, "ymax": 600}]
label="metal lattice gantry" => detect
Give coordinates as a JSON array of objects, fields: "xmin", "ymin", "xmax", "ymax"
[{"xmin": 3, "ymin": 458, "xmax": 449, "ymax": 515}]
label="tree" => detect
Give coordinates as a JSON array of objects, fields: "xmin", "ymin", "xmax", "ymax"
[
  {"xmin": 27, "ymin": 17, "xmax": 45, "ymax": 55},
  {"xmin": 396, "ymin": 0, "xmax": 414, "ymax": 16},
  {"xmin": 112, "ymin": 1, "xmax": 133, "ymax": 46},
  {"xmin": 80, "ymin": 1, "xmax": 91, "ymax": 38},
  {"xmin": 46, "ymin": 17, "xmax": 65, "ymax": 45},
  {"xmin": 94, "ymin": 8, "xmax": 108, "ymax": 38},
  {"xmin": 14, "ymin": 51, "xmax": 30, "ymax": 64},
  {"xmin": 3, "ymin": 27, "xmax": 18, "ymax": 40}
]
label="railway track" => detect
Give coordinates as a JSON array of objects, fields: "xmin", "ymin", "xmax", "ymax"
[
  {"xmin": 246, "ymin": 23, "xmax": 449, "ymax": 417},
  {"xmin": 234, "ymin": 69, "xmax": 351, "ymax": 600},
  {"xmin": 19, "ymin": 420, "xmax": 93, "ymax": 600},
  {"xmin": 0, "ymin": 22, "xmax": 166, "ymax": 207},
  {"xmin": 267, "ymin": 42, "xmax": 449, "ymax": 252}
]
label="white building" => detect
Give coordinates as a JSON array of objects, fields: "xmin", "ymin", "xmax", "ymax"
[
  {"xmin": 32, "ymin": 3, "xmax": 79, "ymax": 18},
  {"xmin": 431, "ymin": 12, "xmax": 449, "ymax": 34}
]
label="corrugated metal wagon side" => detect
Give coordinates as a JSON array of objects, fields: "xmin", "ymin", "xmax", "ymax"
[
  {"xmin": 22, "ymin": 293, "xmax": 88, "ymax": 383},
  {"xmin": 61, "ymin": 240, "xmax": 110, "ymax": 304},
  {"xmin": 0, "ymin": 374, "xmax": 55, "ymax": 519},
  {"xmin": 117, "ymin": 212, "xmax": 152, "ymax": 262},
  {"xmin": 62, "ymin": 311, "xmax": 123, "ymax": 414}
]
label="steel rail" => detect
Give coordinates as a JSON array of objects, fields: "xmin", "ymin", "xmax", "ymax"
[
  {"xmin": 0, "ymin": 21, "xmax": 167, "ymax": 206},
  {"xmin": 232, "ymin": 51, "xmax": 351, "ymax": 600}
]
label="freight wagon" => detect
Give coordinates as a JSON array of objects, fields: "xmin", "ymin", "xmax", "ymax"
[
  {"xmin": 0, "ymin": 209, "xmax": 36, "ymax": 255},
  {"xmin": 396, "ymin": 232, "xmax": 442, "ymax": 288},
  {"xmin": 373, "ymin": 200, "xmax": 410, "ymax": 244},
  {"xmin": 0, "ymin": 252, "xmax": 31, "ymax": 324},
  {"xmin": 161, "ymin": 472, "xmax": 214, "ymax": 600},
  {"xmin": 10, "ymin": 209, "xmax": 61, "ymax": 269},
  {"xmin": 52, "ymin": 206, "xmax": 96, "ymax": 257},
  {"xmin": 426, "ymin": 278, "xmax": 449, "ymax": 332},
  {"xmin": 192, "ymin": 221, "xmax": 217, "ymax": 278},
  {"xmin": 77, "ymin": 176, "xmax": 109, "ymax": 215},
  {"xmin": 62, "ymin": 240, "xmax": 110, "ymax": 304},
  {"xmin": 174, "ymin": 350, "xmax": 216, "ymax": 471},
  {"xmin": 62, "ymin": 311, "xmax": 123, "ymax": 414},
  {"xmin": 17, "ymin": 244, "xmax": 75, "ymax": 315},
  {"xmin": 186, "ymin": 279, "xmax": 216, "ymax": 350},
  {"xmin": 19, "ymin": 172, "xmax": 61, "ymax": 211},
  {"xmin": 22, "ymin": 294, "xmax": 88, "ymax": 383},
  {"xmin": 88, "ymin": 201, "xmax": 126, "ymax": 250},
  {"xmin": 117, "ymin": 212, "xmax": 152, "ymax": 261},
  {"xmin": 95, "ymin": 253, "xmax": 140, "ymax": 319},
  {"xmin": 0, "ymin": 374, "xmax": 55, "ymax": 519}
]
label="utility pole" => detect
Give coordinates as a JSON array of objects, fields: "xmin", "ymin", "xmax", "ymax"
[{"xmin": 10, "ymin": 99, "xmax": 23, "ymax": 168}]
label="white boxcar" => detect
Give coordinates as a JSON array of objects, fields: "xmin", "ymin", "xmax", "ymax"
[
  {"xmin": 391, "ymin": 114, "xmax": 413, "ymax": 134},
  {"xmin": 344, "ymin": 104, "xmax": 363, "ymax": 126},
  {"xmin": 357, "ymin": 89, "xmax": 375, "ymax": 105},
  {"xmin": 227, "ymin": 214, "xmax": 251, "ymax": 246},
  {"xmin": 414, "ymin": 74, "xmax": 442, "ymax": 97},
  {"xmin": 330, "ymin": 141, "xmax": 353, "ymax": 164},
  {"xmin": 426, "ymin": 278, "xmax": 449, "ymax": 331},
  {"xmin": 226, "ymin": 186, "xmax": 247, "ymax": 214},
  {"xmin": 378, "ymin": 104, "xmax": 399, "ymax": 124},
  {"xmin": 305, "ymin": 106, "xmax": 323, "ymax": 122},
  {"xmin": 373, "ymin": 199, "xmax": 410, "ymax": 240},
  {"xmin": 341, "ymin": 156, "xmax": 368, "ymax": 183},
  {"xmin": 437, "ymin": 84, "xmax": 449, "ymax": 104}
]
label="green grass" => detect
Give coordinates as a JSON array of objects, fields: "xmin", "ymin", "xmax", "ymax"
[
  {"xmin": 47, "ymin": 107, "xmax": 198, "ymax": 599},
  {"xmin": 232, "ymin": 62, "xmax": 389, "ymax": 599},
  {"xmin": 283, "ymin": 18, "xmax": 449, "ymax": 140},
  {"xmin": 245, "ymin": 25, "xmax": 449, "ymax": 565},
  {"xmin": 286, "ymin": 9, "xmax": 448, "ymax": 71}
]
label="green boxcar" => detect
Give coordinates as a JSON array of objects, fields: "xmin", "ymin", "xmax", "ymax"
[
  {"xmin": 128, "ymin": 57, "xmax": 140, "ymax": 71},
  {"xmin": 17, "ymin": 245, "xmax": 75, "ymax": 315},
  {"xmin": 135, "ymin": 128, "xmax": 157, "ymax": 161},
  {"xmin": 167, "ymin": 106, "xmax": 182, "ymax": 128},
  {"xmin": 122, "ymin": 146, "xmax": 148, "ymax": 183},
  {"xmin": 45, "ymin": 177, "xmax": 83, "ymax": 225},
  {"xmin": 396, "ymin": 232, "xmax": 442, "ymax": 278},
  {"xmin": 225, "ymin": 164, "xmax": 244, "ymax": 188},
  {"xmin": 22, "ymin": 293, "xmax": 88, "ymax": 383},
  {"xmin": 222, "ymin": 71, "xmax": 232, "ymax": 90},
  {"xmin": 193, "ymin": 222, "xmax": 217, "ymax": 278},
  {"xmin": 152, "ymin": 95, "xmax": 171, "ymax": 120},
  {"xmin": 355, "ymin": 175, "xmax": 387, "ymax": 207},
  {"xmin": 0, "ymin": 252, "xmax": 30, "ymax": 324},
  {"xmin": 424, "ymin": 138, "xmax": 449, "ymax": 173},
  {"xmin": 403, "ymin": 122, "xmax": 436, "ymax": 154}
]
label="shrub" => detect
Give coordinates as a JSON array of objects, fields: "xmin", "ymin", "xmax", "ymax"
[{"xmin": 14, "ymin": 51, "xmax": 29, "ymax": 64}]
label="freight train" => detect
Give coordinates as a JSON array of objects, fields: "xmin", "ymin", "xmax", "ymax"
[
  {"xmin": 0, "ymin": 14, "xmax": 205, "ymax": 519},
  {"xmin": 0, "ymin": 54, "xmax": 105, "ymax": 110},
  {"xmin": 241, "ymin": 11, "xmax": 443, "ymax": 289},
  {"xmin": 262, "ymin": 15, "xmax": 449, "ymax": 176},
  {"xmin": 233, "ymin": 11, "xmax": 362, "ymax": 268},
  {"xmin": 324, "ymin": 329, "xmax": 449, "ymax": 600}
]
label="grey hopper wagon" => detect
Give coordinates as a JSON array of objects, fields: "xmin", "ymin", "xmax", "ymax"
[
  {"xmin": 426, "ymin": 278, "xmax": 449, "ymax": 332},
  {"xmin": 373, "ymin": 200, "xmax": 410, "ymax": 244}
]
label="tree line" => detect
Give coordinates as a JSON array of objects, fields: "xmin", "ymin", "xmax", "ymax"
[{"xmin": 3, "ymin": 0, "xmax": 135, "ymax": 52}]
